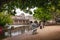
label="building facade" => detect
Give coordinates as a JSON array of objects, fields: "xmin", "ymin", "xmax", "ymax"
[
  {"xmin": 12, "ymin": 13, "xmax": 29, "ymax": 25},
  {"xmin": 25, "ymin": 15, "xmax": 35, "ymax": 22}
]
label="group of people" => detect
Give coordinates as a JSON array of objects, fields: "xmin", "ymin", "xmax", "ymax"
[
  {"xmin": 29, "ymin": 21, "xmax": 44, "ymax": 29},
  {"xmin": 29, "ymin": 21, "xmax": 44, "ymax": 35}
]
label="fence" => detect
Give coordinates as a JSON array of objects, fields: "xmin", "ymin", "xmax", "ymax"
[{"xmin": 4, "ymin": 25, "xmax": 30, "ymax": 37}]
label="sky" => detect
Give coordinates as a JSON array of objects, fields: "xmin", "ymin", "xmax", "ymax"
[{"xmin": 15, "ymin": 7, "xmax": 37, "ymax": 16}]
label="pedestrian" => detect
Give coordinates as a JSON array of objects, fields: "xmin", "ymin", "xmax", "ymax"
[
  {"xmin": 39, "ymin": 21, "xmax": 42, "ymax": 29},
  {"xmin": 31, "ymin": 21, "xmax": 38, "ymax": 35},
  {"xmin": 39, "ymin": 21, "xmax": 45, "ymax": 29},
  {"xmin": 29, "ymin": 21, "xmax": 33, "ymax": 30},
  {"xmin": 34, "ymin": 21, "xmax": 39, "ymax": 28}
]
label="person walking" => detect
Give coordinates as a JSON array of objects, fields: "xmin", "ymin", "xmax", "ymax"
[
  {"xmin": 39, "ymin": 21, "xmax": 42, "ymax": 29},
  {"xmin": 29, "ymin": 21, "xmax": 33, "ymax": 30},
  {"xmin": 31, "ymin": 21, "xmax": 38, "ymax": 35},
  {"xmin": 39, "ymin": 21, "xmax": 44, "ymax": 29},
  {"xmin": 34, "ymin": 21, "xmax": 39, "ymax": 28}
]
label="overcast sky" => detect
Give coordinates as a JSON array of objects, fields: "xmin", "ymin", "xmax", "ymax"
[{"xmin": 15, "ymin": 7, "xmax": 37, "ymax": 16}]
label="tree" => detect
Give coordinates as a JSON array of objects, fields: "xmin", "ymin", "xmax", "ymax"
[
  {"xmin": 0, "ymin": 12, "xmax": 13, "ymax": 40},
  {"xmin": 0, "ymin": 0, "xmax": 60, "ymax": 15},
  {"xmin": 47, "ymin": 3, "xmax": 60, "ymax": 23},
  {"xmin": 33, "ymin": 8, "xmax": 52, "ymax": 21},
  {"xmin": 33, "ymin": 8, "xmax": 52, "ymax": 26},
  {"xmin": 0, "ymin": 12, "xmax": 13, "ymax": 27}
]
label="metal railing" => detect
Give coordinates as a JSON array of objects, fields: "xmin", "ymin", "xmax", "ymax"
[{"xmin": 4, "ymin": 25, "xmax": 30, "ymax": 37}]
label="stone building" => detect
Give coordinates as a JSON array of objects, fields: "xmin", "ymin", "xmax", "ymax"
[
  {"xmin": 25, "ymin": 15, "xmax": 35, "ymax": 22},
  {"xmin": 12, "ymin": 13, "xmax": 29, "ymax": 25},
  {"xmin": 5, "ymin": 14, "xmax": 30, "ymax": 37}
]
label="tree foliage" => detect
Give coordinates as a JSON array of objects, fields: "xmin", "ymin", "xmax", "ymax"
[
  {"xmin": 33, "ymin": 8, "xmax": 52, "ymax": 21},
  {"xmin": 0, "ymin": 0, "xmax": 60, "ymax": 15},
  {"xmin": 0, "ymin": 12, "xmax": 13, "ymax": 26}
]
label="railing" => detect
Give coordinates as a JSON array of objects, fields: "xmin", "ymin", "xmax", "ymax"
[{"xmin": 4, "ymin": 25, "xmax": 30, "ymax": 37}]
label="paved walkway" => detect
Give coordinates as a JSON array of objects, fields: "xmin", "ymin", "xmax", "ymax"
[{"xmin": 3, "ymin": 25, "xmax": 60, "ymax": 40}]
